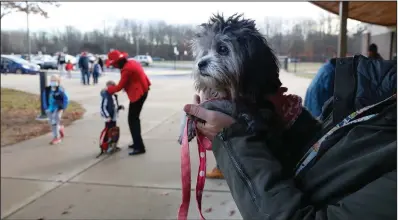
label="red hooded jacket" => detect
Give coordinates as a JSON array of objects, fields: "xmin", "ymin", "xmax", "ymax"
[{"xmin": 107, "ymin": 59, "xmax": 151, "ymax": 102}]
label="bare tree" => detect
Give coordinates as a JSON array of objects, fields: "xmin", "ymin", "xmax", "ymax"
[
  {"xmin": 1, "ymin": 15, "xmax": 364, "ymax": 61},
  {"xmin": 0, "ymin": 1, "xmax": 60, "ymax": 19}
]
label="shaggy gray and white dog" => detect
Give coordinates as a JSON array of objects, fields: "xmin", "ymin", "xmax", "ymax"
[{"xmin": 178, "ymin": 13, "xmax": 283, "ymax": 144}]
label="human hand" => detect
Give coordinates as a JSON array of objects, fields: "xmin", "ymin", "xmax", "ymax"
[{"xmin": 183, "ymin": 103, "xmax": 236, "ymax": 141}]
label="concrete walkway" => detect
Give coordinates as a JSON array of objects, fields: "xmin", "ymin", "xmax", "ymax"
[{"xmin": 1, "ymin": 70, "xmax": 310, "ymax": 220}]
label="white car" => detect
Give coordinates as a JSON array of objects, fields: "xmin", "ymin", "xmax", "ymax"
[{"xmin": 132, "ymin": 55, "xmax": 153, "ymax": 66}]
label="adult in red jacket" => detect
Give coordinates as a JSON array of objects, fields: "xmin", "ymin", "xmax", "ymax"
[{"xmin": 105, "ymin": 50, "xmax": 151, "ymax": 155}]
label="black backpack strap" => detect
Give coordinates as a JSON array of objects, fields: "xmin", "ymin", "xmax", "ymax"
[
  {"xmin": 44, "ymin": 86, "xmax": 51, "ymax": 108},
  {"xmin": 332, "ymin": 56, "xmax": 360, "ymax": 124},
  {"xmin": 114, "ymin": 94, "xmax": 120, "ymax": 109}
]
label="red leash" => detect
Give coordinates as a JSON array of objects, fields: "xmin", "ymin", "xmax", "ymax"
[{"xmin": 178, "ymin": 118, "xmax": 212, "ymax": 220}]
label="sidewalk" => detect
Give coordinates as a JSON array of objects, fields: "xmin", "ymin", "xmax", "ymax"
[{"xmin": 1, "ymin": 70, "xmax": 310, "ymax": 219}]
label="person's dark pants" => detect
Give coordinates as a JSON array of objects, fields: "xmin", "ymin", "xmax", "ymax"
[
  {"xmin": 93, "ymin": 72, "xmax": 99, "ymax": 84},
  {"xmin": 81, "ymin": 68, "xmax": 90, "ymax": 85},
  {"xmin": 128, "ymin": 92, "xmax": 148, "ymax": 150}
]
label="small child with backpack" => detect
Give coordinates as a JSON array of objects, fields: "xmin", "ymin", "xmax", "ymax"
[
  {"xmin": 92, "ymin": 60, "xmax": 102, "ymax": 84},
  {"xmin": 98, "ymin": 80, "xmax": 124, "ymax": 157},
  {"xmin": 42, "ymin": 74, "xmax": 69, "ymax": 145},
  {"xmin": 65, "ymin": 60, "xmax": 73, "ymax": 78}
]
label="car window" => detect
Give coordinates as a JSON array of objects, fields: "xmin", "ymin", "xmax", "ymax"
[
  {"xmin": 1, "ymin": 58, "xmax": 12, "ymax": 64},
  {"xmin": 7, "ymin": 56, "xmax": 30, "ymax": 65}
]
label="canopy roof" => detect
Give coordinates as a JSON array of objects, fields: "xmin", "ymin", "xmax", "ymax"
[{"xmin": 311, "ymin": 1, "xmax": 397, "ymax": 26}]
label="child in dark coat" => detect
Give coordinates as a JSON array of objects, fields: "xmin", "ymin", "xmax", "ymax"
[
  {"xmin": 92, "ymin": 60, "xmax": 102, "ymax": 84},
  {"xmin": 98, "ymin": 80, "xmax": 124, "ymax": 156}
]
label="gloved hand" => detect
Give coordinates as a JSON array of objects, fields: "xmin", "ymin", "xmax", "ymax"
[{"xmin": 118, "ymin": 105, "xmax": 125, "ymax": 111}]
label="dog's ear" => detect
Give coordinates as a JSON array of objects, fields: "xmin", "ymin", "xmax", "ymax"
[{"xmin": 238, "ymin": 31, "xmax": 281, "ymax": 101}]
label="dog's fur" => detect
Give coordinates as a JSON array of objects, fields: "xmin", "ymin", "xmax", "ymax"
[
  {"xmin": 178, "ymin": 14, "xmax": 285, "ymax": 144},
  {"xmin": 189, "ymin": 14, "xmax": 286, "ymax": 138},
  {"xmin": 179, "ymin": 13, "xmax": 322, "ymax": 174},
  {"xmin": 191, "ymin": 13, "xmax": 281, "ymax": 104}
]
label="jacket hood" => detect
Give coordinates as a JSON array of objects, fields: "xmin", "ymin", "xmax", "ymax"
[{"xmin": 100, "ymin": 89, "xmax": 110, "ymax": 97}]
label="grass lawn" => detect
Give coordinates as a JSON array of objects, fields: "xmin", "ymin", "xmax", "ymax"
[
  {"xmin": 294, "ymin": 73, "xmax": 317, "ymax": 80},
  {"xmin": 1, "ymin": 88, "xmax": 85, "ymax": 147},
  {"xmin": 287, "ymin": 62, "xmax": 322, "ymax": 74}
]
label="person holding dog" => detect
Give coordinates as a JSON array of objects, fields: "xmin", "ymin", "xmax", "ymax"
[
  {"xmin": 105, "ymin": 50, "xmax": 151, "ymax": 155},
  {"xmin": 182, "ymin": 60, "xmax": 396, "ymax": 220}
]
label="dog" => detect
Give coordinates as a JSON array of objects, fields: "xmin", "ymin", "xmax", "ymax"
[
  {"xmin": 178, "ymin": 14, "xmax": 322, "ymax": 167},
  {"xmin": 178, "ymin": 13, "xmax": 285, "ymax": 144}
]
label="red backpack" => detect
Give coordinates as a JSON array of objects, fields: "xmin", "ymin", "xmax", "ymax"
[{"xmin": 96, "ymin": 126, "xmax": 120, "ymax": 158}]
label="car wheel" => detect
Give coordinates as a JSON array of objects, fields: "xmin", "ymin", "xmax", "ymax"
[{"xmin": 15, "ymin": 69, "xmax": 23, "ymax": 74}]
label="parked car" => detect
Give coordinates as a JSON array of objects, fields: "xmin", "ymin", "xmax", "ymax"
[
  {"xmin": 1, "ymin": 55, "xmax": 40, "ymax": 74},
  {"xmin": 288, "ymin": 58, "xmax": 300, "ymax": 63},
  {"xmin": 30, "ymin": 56, "xmax": 45, "ymax": 68},
  {"xmin": 152, "ymin": 56, "xmax": 165, "ymax": 61},
  {"xmin": 42, "ymin": 55, "xmax": 58, "ymax": 70},
  {"xmin": 132, "ymin": 55, "xmax": 153, "ymax": 66},
  {"xmin": 29, "ymin": 55, "xmax": 58, "ymax": 70}
]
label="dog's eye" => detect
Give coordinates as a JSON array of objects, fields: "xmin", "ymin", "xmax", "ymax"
[{"xmin": 217, "ymin": 45, "xmax": 229, "ymax": 55}]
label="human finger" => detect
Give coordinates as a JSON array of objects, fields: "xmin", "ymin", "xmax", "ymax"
[
  {"xmin": 196, "ymin": 123, "xmax": 214, "ymax": 139},
  {"xmin": 193, "ymin": 94, "xmax": 201, "ymax": 104},
  {"xmin": 183, "ymin": 104, "xmax": 210, "ymax": 121}
]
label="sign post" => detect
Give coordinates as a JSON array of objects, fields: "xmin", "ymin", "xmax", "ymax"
[
  {"xmin": 36, "ymin": 71, "xmax": 48, "ymax": 120},
  {"xmin": 173, "ymin": 46, "xmax": 179, "ymax": 70}
]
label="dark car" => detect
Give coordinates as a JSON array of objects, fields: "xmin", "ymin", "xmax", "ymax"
[
  {"xmin": 152, "ymin": 56, "xmax": 165, "ymax": 61},
  {"xmin": 1, "ymin": 55, "xmax": 40, "ymax": 74}
]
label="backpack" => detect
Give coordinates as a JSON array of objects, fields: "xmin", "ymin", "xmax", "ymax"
[{"xmin": 97, "ymin": 126, "xmax": 120, "ymax": 158}]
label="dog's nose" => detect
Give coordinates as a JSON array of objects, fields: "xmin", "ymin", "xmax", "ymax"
[{"xmin": 197, "ymin": 60, "xmax": 208, "ymax": 70}]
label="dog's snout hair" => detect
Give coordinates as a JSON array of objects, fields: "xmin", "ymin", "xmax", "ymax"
[{"xmin": 191, "ymin": 13, "xmax": 281, "ymax": 103}]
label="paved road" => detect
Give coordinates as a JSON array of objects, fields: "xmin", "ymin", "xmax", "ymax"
[{"xmin": 0, "ymin": 69, "xmax": 311, "ymax": 219}]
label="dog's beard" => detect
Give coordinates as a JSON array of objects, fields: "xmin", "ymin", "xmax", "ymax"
[
  {"xmin": 193, "ymin": 62, "xmax": 239, "ymax": 101},
  {"xmin": 193, "ymin": 74, "xmax": 233, "ymax": 100}
]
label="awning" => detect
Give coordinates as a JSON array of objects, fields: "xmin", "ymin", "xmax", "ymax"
[{"xmin": 310, "ymin": 1, "xmax": 397, "ymax": 27}]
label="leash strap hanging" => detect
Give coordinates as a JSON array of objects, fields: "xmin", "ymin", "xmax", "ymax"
[{"xmin": 178, "ymin": 119, "xmax": 208, "ymax": 220}]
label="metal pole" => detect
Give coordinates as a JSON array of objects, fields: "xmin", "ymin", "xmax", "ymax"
[
  {"xmin": 37, "ymin": 71, "xmax": 48, "ymax": 120},
  {"xmin": 294, "ymin": 60, "xmax": 297, "ymax": 73},
  {"xmin": 337, "ymin": 1, "xmax": 348, "ymax": 58},
  {"xmin": 26, "ymin": 1, "xmax": 31, "ymax": 61},
  {"xmin": 103, "ymin": 20, "xmax": 106, "ymax": 54},
  {"xmin": 136, "ymin": 37, "xmax": 140, "ymax": 55},
  {"xmin": 284, "ymin": 57, "xmax": 288, "ymax": 70}
]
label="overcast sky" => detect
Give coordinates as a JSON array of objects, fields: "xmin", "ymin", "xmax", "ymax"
[{"xmin": 1, "ymin": 2, "xmax": 360, "ymax": 32}]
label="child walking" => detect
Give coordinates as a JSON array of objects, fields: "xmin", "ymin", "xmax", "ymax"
[
  {"xmin": 65, "ymin": 60, "xmax": 73, "ymax": 78},
  {"xmin": 42, "ymin": 74, "xmax": 69, "ymax": 145},
  {"xmin": 98, "ymin": 80, "xmax": 124, "ymax": 156},
  {"xmin": 92, "ymin": 60, "xmax": 102, "ymax": 84}
]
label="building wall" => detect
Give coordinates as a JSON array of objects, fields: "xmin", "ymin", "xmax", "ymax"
[
  {"xmin": 371, "ymin": 32, "xmax": 393, "ymax": 59},
  {"xmin": 362, "ymin": 24, "xmax": 397, "ymax": 59}
]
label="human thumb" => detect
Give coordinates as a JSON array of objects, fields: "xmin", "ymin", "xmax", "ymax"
[
  {"xmin": 193, "ymin": 94, "xmax": 201, "ymax": 104},
  {"xmin": 183, "ymin": 104, "xmax": 207, "ymax": 121}
]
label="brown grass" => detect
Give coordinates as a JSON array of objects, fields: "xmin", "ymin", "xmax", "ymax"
[
  {"xmin": 294, "ymin": 73, "xmax": 317, "ymax": 80},
  {"xmin": 1, "ymin": 88, "xmax": 85, "ymax": 147}
]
